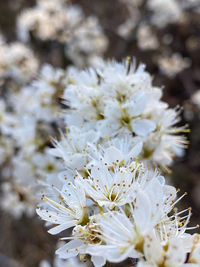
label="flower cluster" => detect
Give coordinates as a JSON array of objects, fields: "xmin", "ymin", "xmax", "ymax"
[
  {"xmin": 119, "ymin": 0, "xmax": 200, "ymax": 38},
  {"xmin": 0, "ymin": 37, "xmax": 38, "ymax": 84},
  {"xmin": 17, "ymin": 0, "xmax": 108, "ymax": 67},
  {"xmin": 1, "ymin": 1, "xmax": 199, "ymax": 266},
  {"xmin": 0, "ymin": 0, "xmax": 109, "ymax": 219},
  {"xmin": 62, "ymin": 59, "xmax": 187, "ymax": 169},
  {"xmin": 0, "ymin": 64, "xmax": 66, "ymax": 217},
  {"xmin": 117, "ymin": 0, "xmax": 196, "ymax": 78},
  {"xmin": 37, "ymin": 136, "xmax": 199, "ymax": 267},
  {"xmin": 36, "ymin": 59, "xmax": 199, "ymax": 267}
]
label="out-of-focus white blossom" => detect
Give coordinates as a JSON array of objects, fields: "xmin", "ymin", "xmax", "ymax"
[
  {"xmin": 157, "ymin": 53, "xmax": 191, "ymax": 78},
  {"xmin": 0, "ymin": 41, "xmax": 38, "ymax": 84},
  {"xmin": 191, "ymin": 90, "xmax": 200, "ymax": 108},
  {"xmin": 0, "ymin": 135, "xmax": 15, "ymax": 166},
  {"xmin": 0, "ymin": 64, "xmax": 66, "ymax": 217},
  {"xmin": 1, "ymin": 182, "xmax": 35, "ymax": 218},
  {"xmin": 137, "ymin": 25, "xmax": 159, "ymax": 50},
  {"xmin": 147, "ymin": 0, "xmax": 182, "ymax": 28},
  {"xmin": 13, "ymin": 64, "xmax": 67, "ymax": 122},
  {"xmin": 17, "ymin": 0, "xmax": 108, "ymax": 67},
  {"xmin": 117, "ymin": 0, "xmax": 142, "ymax": 38},
  {"xmin": 65, "ymin": 16, "xmax": 108, "ymax": 67},
  {"xmin": 17, "ymin": 0, "xmax": 81, "ymax": 42},
  {"xmin": 0, "ymin": 100, "xmax": 17, "ymax": 135},
  {"xmin": 181, "ymin": 0, "xmax": 200, "ymax": 12}
]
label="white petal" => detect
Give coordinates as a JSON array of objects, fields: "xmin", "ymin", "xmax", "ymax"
[
  {"xmin": 131, "ymin": 119, "xmax": 156, "ymax": 136},
  {"xmin": 143, "ymin": 232, "xmax": 163, "ymax": 264},
  {"xmin": 165, "ymin": 238, "xmax": 187, "ymax": 266},
  {"xmin": 133, "ymin": 190, "xmax": 152, "ymax": 233},
  {"xmin": 48, "ymin": 221, "xmax": 76, "ymax": 235},
  {"xmin": 91, "ymin": 256, "xmax": 106, "ymax": 267},
  {"xmin": 105, "ymin": 245, "xmax": 137, "ymax": 263},
  {"xmin": 137, "ymin": 261, "xmax": 156, "ymax": 267},
  {"xmin": 56, "ymin": 240, "xmax": 83, "ymax": 259},
  {"xmin": 127, "ymin": 141, "xmax": 143, "ymax": 160},
  {"xmin": 104, "ymin": 146, "xmax": 123, "ymax": 165},
  {"xmin": 122, "ymin": 91, "xmax": 147, "ymax": 117}
]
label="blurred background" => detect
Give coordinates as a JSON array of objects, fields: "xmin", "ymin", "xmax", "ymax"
[{"xmin": 0, "ymin": 0, "xmax": 200, "ymax": 266}]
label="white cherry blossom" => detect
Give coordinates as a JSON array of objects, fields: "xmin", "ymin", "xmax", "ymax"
[{"xmin": 36, "ymin": 179, "xmax": 87, "ymax": 235}]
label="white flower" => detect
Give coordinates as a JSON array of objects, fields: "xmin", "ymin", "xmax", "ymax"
[
  {"xmin": 147, "ymin": 0, "xmax": 181, "ymax": 28},
  {"xmin": 0, "ymin": 42, "xmax": 38, "ymax": 83},
  {"xmin": 56, "ymin": 223, "xmax": 106, "ymax": 267},
  {"xmin": 100, "ymin": 90, "xmax": 156, "ymax": 137},
  {"xmin": 76, "ymin": 141, "xmax": 143, "ymax": 208},
  {"xmin": 78, "ymin": 163, "xmax": 139, "ymax": 209},
  {"xmin": 62, "ymin": 70, "xmax": 104, "ymax": 127},
  {"xmin": 49, "ymin": 126, "xmax": 99, "ymax": 171},
  {"xmin": 138, "ymin": 231, "xmax": 193, "ymax": 267},
  {"xmin": 141, "ymin": 107, "xmax": 188, "ymax": 167},
  {"xmin": 101, "ymin": 136, "xmax": 142, "ymax": 165},
  {"xmin": 36, "ymin": 179, "xmax": 87, "ymax": 235},
  {"xmin": 13, "ymin": 64, "xmax": 67, "ymax": 122}
]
